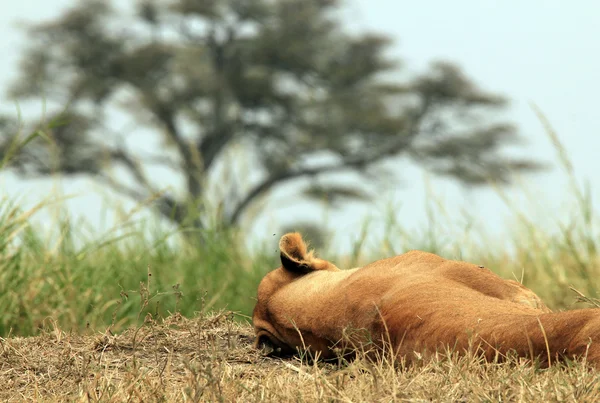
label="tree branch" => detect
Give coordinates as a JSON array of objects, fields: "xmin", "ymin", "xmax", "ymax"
[
  {"xmin": 198, "ymin": 126, "xmax": 237, "ymax": 169},
  {"xmin": 109, "ymin": 148, "xmax": 154, "ymax": 191},
  {"xmin": 96, "ymin": 174, "xmax": 148, "ymax": 202},
  {"xmin": 151, "ymin": 103, "xmax": 192, "ymax": 164},
  {"xmin": 148, "ymin": 102, "xmax": 205, "ymax": 198},
  {"xmin": 137, "ymin": 153, "xmax": 180, "ymax": 170},
  {"xmin": 227, "ymin": 139, "xmax": 408, "ymax": 225},
  {"xmin": 227, "ymin": 97, "xmax": 433, "ymax": 225}
]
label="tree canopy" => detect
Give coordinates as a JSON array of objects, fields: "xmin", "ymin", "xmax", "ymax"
[{"xmin": 1, "ymin": 0, "xmax": 544, "ymax": 230}]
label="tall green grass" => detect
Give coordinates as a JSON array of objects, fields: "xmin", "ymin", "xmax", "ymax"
[
  {"xmin": 0, "ymin": 199, "xmax": 277, "ymax": 336},
  {"xmin": 0, "ymin": 109, "xmax": 598, "ymax": 337}
]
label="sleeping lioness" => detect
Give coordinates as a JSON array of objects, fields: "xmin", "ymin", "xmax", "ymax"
[{"xmin": 252, "ymin": 232, "xmax": 600, "ymax": 366}]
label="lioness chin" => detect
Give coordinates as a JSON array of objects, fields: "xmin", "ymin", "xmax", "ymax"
[{"xmin": 252, "ymin": 232, "xmax": 600, "ymax": 367}]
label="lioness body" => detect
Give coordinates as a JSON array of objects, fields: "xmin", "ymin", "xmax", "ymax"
[{"xmin": 253, "ymin": 233, "xmax": 600, "ymax": 365}]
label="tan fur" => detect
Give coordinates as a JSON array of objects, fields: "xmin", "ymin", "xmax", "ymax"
[{"xmin": 252, "ymin": 233, "xmax": 600, "ymax": 366}]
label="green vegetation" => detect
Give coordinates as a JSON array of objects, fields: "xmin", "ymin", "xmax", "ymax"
[
  {"xmin": 0, "ymin": 112, "xmax": 598, "ymax": 339},
  {"xmin": 1, "ymin": 2, "xmax": 596, "ymax": 401},
  {"xmin": 0, "ymin": 193, "xmax": 276, "ymax": 336}
]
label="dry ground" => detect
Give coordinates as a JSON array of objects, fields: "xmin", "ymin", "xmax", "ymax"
[{"xmin": 1, "ymin": 311, "xmax": 600, "ymax": 402}]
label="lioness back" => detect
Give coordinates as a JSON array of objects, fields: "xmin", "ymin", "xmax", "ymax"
[{"xmin": 252, "ymin": 233, "xmax": 600, "ymax": 367}]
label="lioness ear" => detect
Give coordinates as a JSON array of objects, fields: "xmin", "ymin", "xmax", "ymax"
[{"xmin": 279, "ymin": 233, "xmax": 313, "ymax": 274}]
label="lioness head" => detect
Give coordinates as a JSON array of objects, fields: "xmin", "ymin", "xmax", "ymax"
[{"xmin": 252, "ymin": 232, "xmax": 340, "ymax": 356}]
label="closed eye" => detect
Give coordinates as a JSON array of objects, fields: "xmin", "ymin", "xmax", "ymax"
[
  {"xmin": 255, "ymin": 331, "xmax": 295, "ymax": 357},
  {"xmin": 257, "ymin": 334, "xmax": 272, "ymax": 348}
]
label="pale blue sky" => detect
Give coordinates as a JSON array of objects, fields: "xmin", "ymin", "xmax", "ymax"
[{"xmin": 0, "ymin": 0, "xmax": 598, "ymax": 254}]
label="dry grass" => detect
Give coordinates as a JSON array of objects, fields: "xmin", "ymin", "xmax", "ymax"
[
  {"xmin": 1, "ymin": 109, "xmax": 600, "ymax": 401},
  {"xmin": 2, "ymin": 311, "xmax": 600, "ymax": 402}
]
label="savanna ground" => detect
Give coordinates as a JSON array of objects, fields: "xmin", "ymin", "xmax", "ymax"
[
  {"xmin": 2, "ymin": 120, "xmax": 600, "ymax": 401},
  {"xmin": 3, "ymin": 310, "xmax": 600, "ymax": 402}
]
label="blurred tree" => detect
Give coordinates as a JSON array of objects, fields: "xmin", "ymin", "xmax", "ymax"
[{"xmin": 1, "ymin": 0, "xmax": 544, "ymax": 231}]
